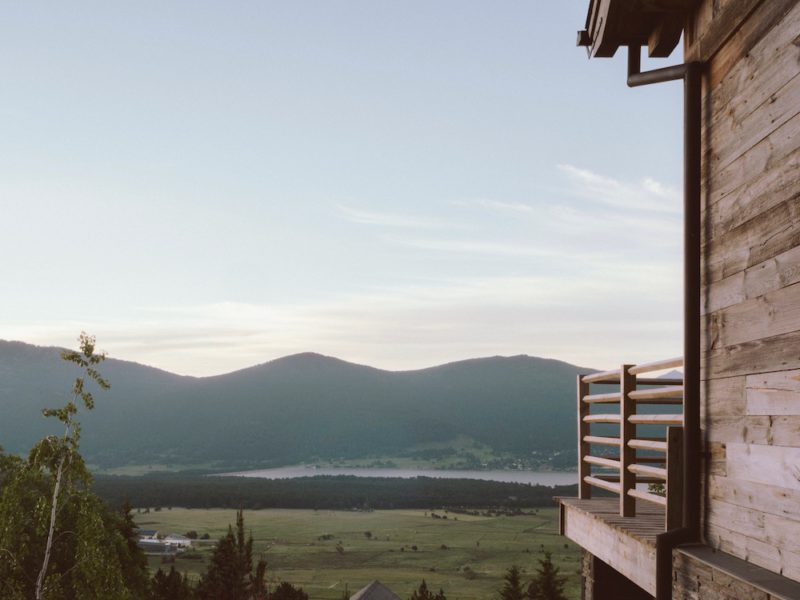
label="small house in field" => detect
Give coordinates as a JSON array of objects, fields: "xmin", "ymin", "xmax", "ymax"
[
  {"xmin": 349, "ymin": 580, "xmax": 401, "ymax": 600},
  {"xmin": 135, "ymin": 529, "xmax": 158, "ymax": 541},
  {"xmin": 560, "ymin": 1, "xmax": 800, "ymax": 599},
  {"xmin": 163, "ymin": 534, "xmax": 193, "ymax": 548}
]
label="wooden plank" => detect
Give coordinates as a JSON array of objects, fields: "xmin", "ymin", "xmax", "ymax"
[
  {"xmin": 704, "ymin": 116, "xmax": 800, "ymax": 243},
  {"xmin": 629, "ymin": 414, "xmax": 683, "ymax": 425},
  {"xmin": 707, "ymin": 441, "xmax": 727, "ymax": 477},
  {"xmin": 627, "ymin": 488, "xmax": 667, "ymax": 507},
  {"xmin": 708, "ymin": 498, "xmax": 800, "ymax": 579},
  {"xmin": 628, "ymin": 463, "xmax": 667, "ymax": 480},
  {"xmin": 578, "ymin": 375, "xmax": 591, "ymax": 499},
  {"xmin": 710, "ymin": 280, "xmax": 800, "ymax": 349},
  {"xmin": 629, "ymin": 357, "xmax": 682, "ymax": 375},
  {"xmin": 746, "ymin": 369, "xmax": 800, "ymax": 415},
  {"xmin": 709, "ymin": 71, "xmax": 800, "ymax": 176},
  {"xmin": 637, "ymin": 377, "xmax": 683, "ymax": 386},
  {"xmin": 705, "ymin": 2, "xmax": 800, "ymax": 136},
  {"xmin": 706, "ymin": 415, "xmax": 800, "ymax": 445},
  {"xmin": 704, "ymin": 0, "xmax": 799, "ymax": 89},
  {"xmin": 666, "ymin": 427, "xmax": 683, "ymax": 529},
  {"xmin": 584, "ymin": 476, "xmax": 622, "ymax": 495},
  {"xmin": 629, "ymin": 439, "xmax": 667, "ymax": 452},
  {"xmin": 561, "ymin": 501, "xmax": 658, "ymax": 595},
  {"xmin": 707, "ymin": 498, "xmax": 766, "ymax": 539},
  {"xmin": 582, "ymin": 391, "xmax": 621, "ymax": 404},
  {"xmin": 703, "ymin": 244, "xmax": 800, "ymax": 315},
  {"xmin": 684, "ymin": 0, "xmax": 761, "ymax": 63},
  {"xmin": 704, "ymin": 194, "xmax": 800, "ymax": 285},
  {"xmin": 708, "ymin": 475, "xmax": 800, "ymax": 520},
  {"xmin": 704, "ymin": 415, "xmax": 771, "ymax": 444},
  {"xmin": 705, "ymin": 144, "xmax": 800, "ymax": 244},
  {"xmin": 583, "ymin": 369, "xmax": 620, "ymax": 384},
  {"xmin": 584, "ymin": 455, "xmax": 621, "ymax": 470},
  {"xmin": 585, "ymin": 414, "xmax": 621, "ymax": 424},
  {"xmin": 629, "ymin": 385, "xmax": 683, "ymax": 401},
  {"xmin": 620, "ymin": 364, "xmax": 635, "ymax": 518},
  {"xmin": 704, "ymin": 375, "xmax": 746, "ymax": 417},
  {"xmin": 703, "ymin": 328, "xmax": 800, "ymax": 380},
  {"xmin": 706, "ymin": 522, "xmax": 788, "ymax": 579},
  {"xmin": 726, "ymin": 443, "xmax": 800, "ymax": 491},
  {"xmin": 584, "ymin": 435, "xmax": 621, "ymax": 446}
]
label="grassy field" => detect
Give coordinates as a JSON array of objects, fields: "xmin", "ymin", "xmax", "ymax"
[{"xmin": 135, "ymin": 507, "xmax": 581, "ymax": 600}]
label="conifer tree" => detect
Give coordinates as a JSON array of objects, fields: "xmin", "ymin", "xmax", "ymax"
[
  {"xmin": 197, "ymin": 509, "xmax": 266, "ymax": 600},
  {"xmin": 527, "ymin": 552, "xmax": 568, "ymax": 600},
  {"xmin": 410, "ymin": 579, "xmax": 446, "ymax": 600},
  {"xmin": 151, "ymin": 566, "xmax": 194, "ymax": 600},
  {"xmin": 270, "ymin": 581, "xmax": 309, "ymax": 600},
  {"xmin": 498, "ymin": 565, "xmax": 526, "ymax": 600}
]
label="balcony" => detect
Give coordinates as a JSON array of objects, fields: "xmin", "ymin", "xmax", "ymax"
[{"xmin": 558, "ymin": 357, "xmax": 684, "ymax": 597}]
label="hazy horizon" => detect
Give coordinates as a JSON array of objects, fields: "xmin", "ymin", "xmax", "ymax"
[
  {"xmin": 3, "ymin": 337, "xmax": 602, "ymax": 378},
  {"xmin": 1, "ymin": 3, "xmax": 684, "ymax": 376}
]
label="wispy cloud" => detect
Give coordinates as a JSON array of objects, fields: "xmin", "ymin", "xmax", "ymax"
[
  {"xmin": 384, "ymin": 236, "xmax": 562, "ymax": 258},
  {"xmin": 557, "ymin": 164, "xmax": 680, "ymax": 213},
  {"xmin": 336, "ymin": 204, "xmax": 449, "ymax": 229},
  {"xmin": 3, "ymin": 165, "xmax": 684, "ymax": 376},
  {"xmin": 452, "ymin": 198, "xmax": 535, "ymax": 214}
]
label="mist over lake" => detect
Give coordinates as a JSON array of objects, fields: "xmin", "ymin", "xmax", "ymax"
[{"xmin": 219, "ymin": 466, "xmax": 578, "ymax": 486}]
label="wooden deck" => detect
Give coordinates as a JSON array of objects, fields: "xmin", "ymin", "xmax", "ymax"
[{"xmin": 559, "ymin": 497, "xmax": 664, "ymax": 596}]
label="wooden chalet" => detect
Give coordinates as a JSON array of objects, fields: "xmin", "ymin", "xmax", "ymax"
[{"xmin": 561, "ymin": 1, "xmax": 800, "ymax": 599}]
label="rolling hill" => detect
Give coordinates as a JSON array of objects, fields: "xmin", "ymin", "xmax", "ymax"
[{"xmin": 0, "ymin": 340, "xmax": 590, "ymax": 471}]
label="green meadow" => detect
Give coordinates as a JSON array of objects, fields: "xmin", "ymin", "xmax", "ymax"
[{"xmin": 135, "ymin": 507, "xmax": 580, "ymax": 600}]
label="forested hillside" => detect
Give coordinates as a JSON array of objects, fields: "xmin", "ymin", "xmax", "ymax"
[{"xmin": 0, "ymin": 341, "xmax": 589, "ymax": 470}]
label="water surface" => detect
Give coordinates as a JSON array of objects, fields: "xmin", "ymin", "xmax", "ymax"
[{"xmin": 218, "ymin": 466, "xmax": 577, "ymax": 486}]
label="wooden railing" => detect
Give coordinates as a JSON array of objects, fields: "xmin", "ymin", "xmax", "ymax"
[{"xmin": 577, "ymin": 357, "xmax": 684, "ymax": 529}]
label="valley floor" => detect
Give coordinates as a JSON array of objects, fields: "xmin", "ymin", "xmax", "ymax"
[{"xmin": 135, "ymin": 507, "xmax": 580, "ymax": 600}]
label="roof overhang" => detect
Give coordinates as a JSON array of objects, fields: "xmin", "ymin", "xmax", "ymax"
[{"xmin": 577, "ymin": 0, "xmax": 695, "ymax": 58}]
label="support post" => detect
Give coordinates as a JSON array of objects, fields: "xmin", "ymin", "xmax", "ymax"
[
  {"xmin": 620, "ymin": 365, "xmax": 636, "ymax": 517},
  {"xmin": 578, "ymin": 375, "xmax": 591, "ymax": 499},
  {"xmin": 666, "ymin": 427, "xmax": 684, "ymax": 530}
]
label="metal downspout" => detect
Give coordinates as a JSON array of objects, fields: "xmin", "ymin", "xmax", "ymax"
[{"xmin": 626, "ymin": 46, "xmax": 703, "ymax": 600}]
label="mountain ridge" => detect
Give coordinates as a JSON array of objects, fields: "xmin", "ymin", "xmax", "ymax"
[{"xmin": 0, "ymin": 339, "xmax": 592, "ymax": 471}]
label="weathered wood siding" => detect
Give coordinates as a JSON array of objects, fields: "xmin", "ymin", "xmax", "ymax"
[{"xmin": 688, "ymin": 0, "xmax": 800, "ymax": 581}]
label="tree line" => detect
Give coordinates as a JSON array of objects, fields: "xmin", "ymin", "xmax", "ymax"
[{"xmin": 94, "ymin": 475, "xmax": 577, "ymax": 511}]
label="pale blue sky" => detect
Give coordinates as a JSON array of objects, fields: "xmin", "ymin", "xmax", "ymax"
[{"xmin": 1, "ymin": 2, "xmax": 684, "ymax": 375}]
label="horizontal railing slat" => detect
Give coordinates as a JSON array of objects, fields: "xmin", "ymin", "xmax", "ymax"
[
  {"xmin": 635, "ymin": 377, "xmax": 683, "ymax": 386},
  {"xmin": 584, "ymin": 476, "xmax": 621, "ymax": 494},
  {"xmin": 628, "ymin": 357, "xmax": 683, "ymax": 375},
  {"xmin": 583, "ymin": 455, "xmax": 621, "ymax": 469},
  {"xmin": 629, "ymin": 385, "xmax": 684, "ymax": 401},
  {"xmin": 628, "ymin": 488, "xmax": 667, "ymax": 506},
  {"xmin": 628, "ymin": 439, "xmax": 668, "ymax": 452},
  {"xmin": 628, "ymin": 463, "xmax": 668, "ymax": 479},
  {"xmin": 629, "ymin": 414, "xmax": 684, "ymax": 426},
  {"xmin": 584, "ymin": 435, "xmax": 621, "ymax": 446},
  {"xmin": 582, "ymin": 369, "xmax": 621, "ymax": 384},
  {"xmin": 584, "ymin": 414, "xmax": 620, "ymax": 424},
  {"xmin": 582, "ymin": 392, "xmax": 621, "ymax": 404}
]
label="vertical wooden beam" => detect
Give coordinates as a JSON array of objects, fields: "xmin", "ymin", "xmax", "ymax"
[
  {"xmin": 666, "ymin": 427, "xmax": 684, "ymax": 530},
  {"xmin": 578, "ymin": 375, "xmax": 591, "ymax": 499},
  {"xmin": 620, "ymin": 364, "xmax": 636, "ymax": 517}
]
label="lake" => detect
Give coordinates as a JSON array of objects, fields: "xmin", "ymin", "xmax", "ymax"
[{"xmin": 217, "ymin": 466, "xmax": 577, "ymax": 486}]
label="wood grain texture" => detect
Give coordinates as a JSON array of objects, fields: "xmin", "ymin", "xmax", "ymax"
[
  {"xmin": 703, "ymin": 328, "xmax": 800, "ymax": 379},
  {"xmin": 709, "ymin": 281, "xmax": 800, "ymax": 348},
  {"xmin": 703, "ymin": 243, "xmax": 800, "ymax": 315},
  {"xmin": 726, "ymin": 443, "xmax": 800, "ymax": 491},
  {"xmin": 560, "ymin": 498, "xmax": 660, "ymax": 595},
  {"xmin": 704, "ymin": 195, "xmax": 800, "ymax": 285},
  {"xmin": 746, "ymin": 369, "xmax": 800, "ymax": 415}
]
